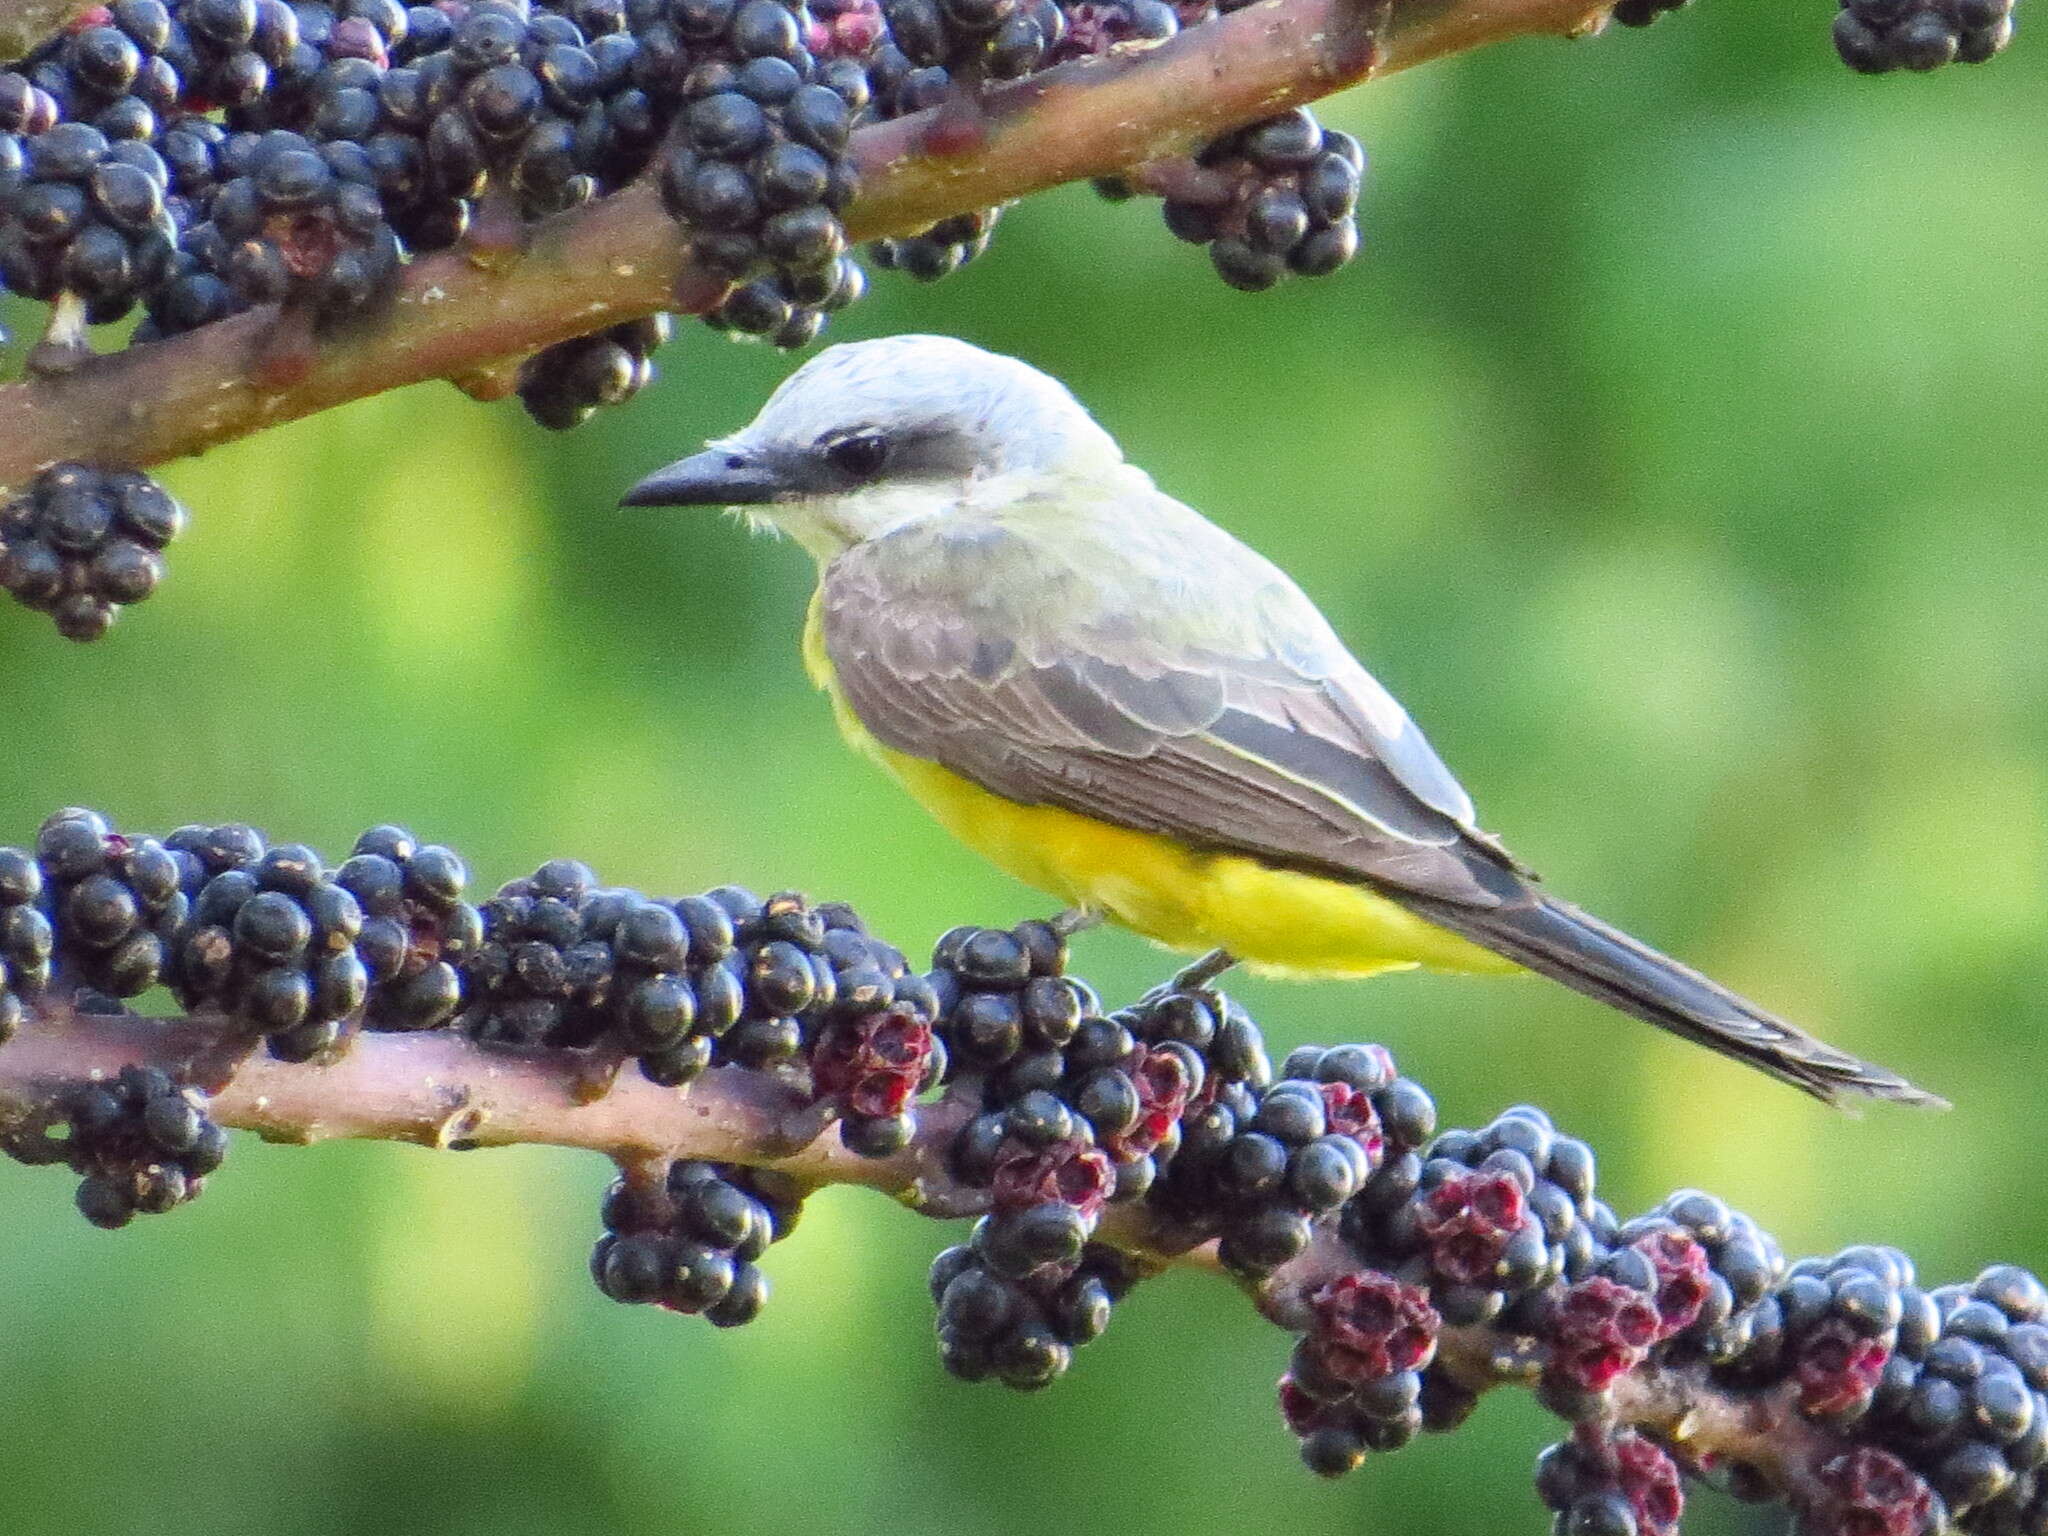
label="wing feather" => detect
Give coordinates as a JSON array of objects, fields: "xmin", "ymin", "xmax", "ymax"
[
  {"xmin": 813, "ymin": 498, "xmax": 1939, "ymax": 1109},
  {"xmin": 819, "ymin": 511, "xmax": 1517, "ymax": 909}
]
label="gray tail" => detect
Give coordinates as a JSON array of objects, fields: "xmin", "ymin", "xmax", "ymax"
[{"xmin": 1394, "ymin": 888, "xmax": 1944, "ymax": 1110}]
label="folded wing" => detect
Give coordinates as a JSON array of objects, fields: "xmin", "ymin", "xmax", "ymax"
[
  {"xmin": 817, "ymin": 503, "xmax": 1939, "ymax": 1109},
  {"xmin": 820, "ymin": 514, "xmax": 1520, "ymax": 909}
]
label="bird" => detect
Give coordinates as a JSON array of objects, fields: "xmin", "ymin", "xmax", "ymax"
[{"xmin": 622, "ymin": 334, "xmax": 1939, "ymax": 1110}]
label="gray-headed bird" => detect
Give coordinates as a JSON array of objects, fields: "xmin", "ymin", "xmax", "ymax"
[{"xmin": 623, "ymin": 334, "xmax": 1937, "ymax": 1109}]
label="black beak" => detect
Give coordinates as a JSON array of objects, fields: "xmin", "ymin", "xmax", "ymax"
[{"xmin": 619, "ymin": 448, "xmax": 787, "ymax": 508}]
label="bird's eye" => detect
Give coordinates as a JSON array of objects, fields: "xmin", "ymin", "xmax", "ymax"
[{"xmin": 823, "ymin": 431, "xmax": 891, "ymax": 480}]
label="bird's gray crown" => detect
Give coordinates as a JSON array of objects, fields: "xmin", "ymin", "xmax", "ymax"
[
  {"xmin": 618, "ymin": 336, "xmax": 1133, "ymax": 555},
  {"xmin": 728, "ymin": 334, "xmax": 1124, "ymax": 478}
]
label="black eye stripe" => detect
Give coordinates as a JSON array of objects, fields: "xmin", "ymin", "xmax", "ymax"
[{"xmin": 823, "ymin": 431, "xmax": 891, "ymax": 479}]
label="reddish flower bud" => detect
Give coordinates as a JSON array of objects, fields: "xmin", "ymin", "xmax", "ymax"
[
  {"xmin": 1318, "ymin": 1081, "xmax": 1385, "ymax": 1162},
  {"xmin": 1610, "ymin": 1431, "xmax": 1685, "ymax": 1536},
  {"xmin": 1107, "ymin": 1044, "xmax": 1193, "ymax": 1159},
  {"xmin": 1633, "ymin": 1229, "xmax": 1712, "ymax": 1339},
  {"xmin": 811, "ymin": 1004, "xmax": 936, "ymax": 1119}
]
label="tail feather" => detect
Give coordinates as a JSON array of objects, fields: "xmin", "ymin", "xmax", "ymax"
[{"xmin": 1393, "ymin": 889, "xmax": 1943, "ymax": 1109}]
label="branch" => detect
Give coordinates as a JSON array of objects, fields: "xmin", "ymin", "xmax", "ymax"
[
  {"xmin": 0, "ymin": 0, "xmax": 1607, "ymax": 488},
  {"xmin": 0, "ymin": 0, "xmax": 93, "ymax": 63},
  {"xmin": 0, "ymin": 995, "xmax": 991, "ymax": 1206},
  {"xmin": 0, "ymin": 801, "xmax": 2021, "ymax": 1536},
  {"xmin": 0, "ymin": 985, "xmax": 1983, "ymax": 1535}
]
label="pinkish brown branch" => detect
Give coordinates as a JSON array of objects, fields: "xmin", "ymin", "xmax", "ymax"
[
  {"xmin": 0, "ymin": 0, "xmax": 96, "ymax": 62},
  {"xmin": 0, "ymin": 987, "xmax": 1922, "ymax": 1525},
  {"xmin": 0, "ymin": 0, "xmax": 1611, "ymax": 489}
]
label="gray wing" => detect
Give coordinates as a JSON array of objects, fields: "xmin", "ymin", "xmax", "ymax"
[
  {"xmin": 819, "ymin": 514, "xmax": 1524, "ymax": 909},
  {"xmin": 820, "ymin": 509, "xmax": 1943, "ymax": 1108}
]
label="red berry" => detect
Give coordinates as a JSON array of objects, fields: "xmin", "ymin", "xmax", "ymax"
[
  {"xmin": 991, "ymin": 1139, "xmax": 1114, "ymax": 1219},
  {"xmin": 328, "ymin": 14, "xmax": 389, "ymax": 63},
  {"xmin": 1415, "ymin": 1169, "xmax": 1527, "ymax": 1285},
  {"xmin": 830, "ymin": 6, "xmax": 882, "ymax": 49},
  {"xmin": 1795, "ymin": 1319, "xmax": 1890, "ymax": 1418},
  {"xmin": 1277, "ymin": 1373, "xmax": 1324, "ymax": 1435},
  {"xmin": 1306, "ymin": 1271, "xmax": 1440, "ymax": 1383},
  {"xmin": 1546, "ymin": 1277, "xmax": 1662, "ymax": 1391},
  {"xmin": 1805, "ymin": 1448, "xmax": 1937, "ymax": 1536},
  {"xmin": 1633, "ymin": 1230, "xmax": 1711, "ymax": 1338}
]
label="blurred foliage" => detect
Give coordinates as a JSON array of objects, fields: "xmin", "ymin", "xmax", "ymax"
[{"xmin": 3, "ymin": 4, "xmax": 2045, "ymax": 1531}]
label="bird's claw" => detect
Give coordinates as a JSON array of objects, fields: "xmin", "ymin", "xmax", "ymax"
[
  {"xmin": 1047, "ymin": 907, "xmax": 1102, "ymax": 938},
  {"xmin": 1170, "ymin": 948, "xmax": 1238, "ymax": 992}
]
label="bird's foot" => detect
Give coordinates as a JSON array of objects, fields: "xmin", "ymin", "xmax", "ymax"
[
  {"xmin": 1170, "ymin": 948, "xmax": 1238, "ymax": 992},
  {"xmin": 1047, "ymin": 907, "xmax": 1102, "ymax": 938}
]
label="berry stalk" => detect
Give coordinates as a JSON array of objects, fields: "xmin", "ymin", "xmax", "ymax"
[
  {"xmin": 0, "ymin": 808, "xmax": 2035, "ymax": 1536},
  {"xmin": 0, "ymin": 0, "xmax": 99, "ymax": 62},
  {"xmin": 0, "ymin": 0, "xmax": 1606, "ymax": 489}
]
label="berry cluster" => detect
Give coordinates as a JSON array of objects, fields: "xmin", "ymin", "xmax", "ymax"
[
  {"xmin": 15, "ymin": 812, "xmax": 455, "ymax": 1056},
  {"xmin": 1833, "ymin": 0, "xmax": 2016, "ymax": 72},
  {"xmin": 927, "ymin": 931, "xmax": 1420, "ymax": 1385},
  {"xmin": 0, "ymin": 847, "xmax": 53, "ymax": 1045},
  {"xmin": 2, "ymin": 809, "xmax": 2045, "ymax": 1536},
  {"xmin": 1535, "ymin": 1424, "xmax": 1686, "ymax": 1536},
  {"xmin": 163, "ymin": 821, "xmax": 371, "ymax": 1060},
  {"xmin": 1280, "ymin": 1270, "xmax": 1441, "ymax": 1475},
  {"xmin": 35, "ymin": 807, "xmax": 189, "ymax": 1000},
  {"xmin": 867, "ymin": 203, "xmax": 994, "ymax": 281},
  {"xmin": 1158, "ymin": 107, "xmax": 1363, "ymax": 292},
  {"xmin": 0, "ymin": 0, "xmax": 1377, "ymax": 445},
  {"xmin": 590, "ymin": 1157, "xmax": 799, "ymax": 1324},
  {"xmin": 651, "ymin": 0, "xmax": 868, "ymax": 348},
  {"xmin": 1173, "ymin": 1043, "xmax": 1420, "ymax": 1278},
  {"xmin": 1728, "ymin": 1254, "xmax": 2048, "ymax": 1532},
  {"xmin": 926, "ymin": 918, "xmax": 1086, "ymax": 1086},
  {"xmin": 1343, "ymin": 1103, "xmax": 1596, "ymax": 1338},
  {"xmin": 931, "ymin": 1234, "xmax": 1136, "ymax": 1390},
  {"xmin": 460, "ymin": 869, "xmax": 939, "ymax": 1112},
  {"xmin": 0, "ymin": 463, "xmax": 186, "ymax": 640},
  {"xmin": 55, "ymin": 1064, "xmax": 229, "ymax": 1228},
  {"xmin": 514, "ymin": 315, "xmax": 669, "ymax": 427},
  {"xmin": 337, "ymin": 824, "xmax": 482, "ymax": 1030},
  {"xmin": 1618, "ymin": 1188, "xmax": 1786, "ymax": 1366}
]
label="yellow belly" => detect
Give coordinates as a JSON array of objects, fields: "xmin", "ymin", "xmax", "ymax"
[{"xmin": 804, "ymin": 598, "xmax": 1516, "ymax": 981}]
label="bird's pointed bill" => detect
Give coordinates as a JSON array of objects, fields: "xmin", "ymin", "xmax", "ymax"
[{"xmin": 621, "ymin": 449, "xmax": 787, "ymax": 508}]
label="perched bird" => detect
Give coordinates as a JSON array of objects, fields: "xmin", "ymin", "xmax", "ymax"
[{"xmin": 624, "ymin": 335, "xmax": 1937, "ymax": 1109}]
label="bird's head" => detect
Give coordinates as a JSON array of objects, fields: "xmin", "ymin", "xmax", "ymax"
[{"xmin": 620, "ymin": 334, "xmax": 1123, "ymax": 559}]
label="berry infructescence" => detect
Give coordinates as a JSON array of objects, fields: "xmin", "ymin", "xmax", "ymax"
[
  {"xmin": 0, "ymin": 805, "xmax": 2036, "ymax": 1536},
  {"xmin": 0, "ymin": 0, "xmax": 2021, "ymax": 647},
  {"xmin": 0, "ymin": 0, "xmax": 1376, "ymax": 429},
  {"xmin": 22, "ymin": 0, "xmax": 1963, "ymax": 450},
  {"xmin": 0, "ymin": 462, "xmax": 186, "ymax": 640},
  {"xmin": 1833, "ymin": 0, "xmax": 2016, "ymax": 72}
]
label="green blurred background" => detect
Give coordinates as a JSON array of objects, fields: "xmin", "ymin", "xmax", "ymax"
[{"xmin": 4, "ymin": 3, "xmax": 2045, "ymax": 1530}]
